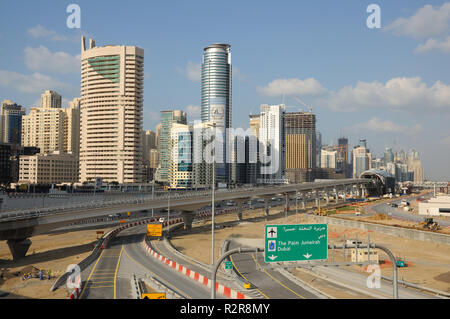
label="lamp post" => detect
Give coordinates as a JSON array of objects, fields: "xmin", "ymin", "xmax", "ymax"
[{"xmin": 211, "ymin": 122, "xmax": 216, "ymax": 266}]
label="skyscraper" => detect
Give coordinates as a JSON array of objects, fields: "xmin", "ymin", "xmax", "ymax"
[
  {"xmin": 259, "ymin": 104, "xmax": 285, "ymax": 182},
  {"xmin": 384, "ymin": 147, "xmax": 394, "ymax": 164},
  {"xmin": 201, "ymin": 43, "xmax": 232, "ymax": 184},
  {"xmin": 337, "ymin": 137, "xmax": 349, "ymax": 177},
  {"xmin": 41, "ymin": 90, "xmax": 62, "ymax": 109},
  {"xmin": 169, "ymin": 123, "xmax": 193, "ymax": 189},
  {"xmin": 284, "ymin": 111, "xmax": 316, "ymax": 183},
  {"xmin": 0, "ymin": 100, "xmax": 25, "ymax": 145},
  {"xmin": 79, "ymin": 37, "xmax": 144, "ymax": 183},
  {"xmin": 22, "ymin": 93, "xmax": 79, "ymax": 156},
  {"xmin": 155, "ymin": 110, "xmax": 187, "ymax": 183}
]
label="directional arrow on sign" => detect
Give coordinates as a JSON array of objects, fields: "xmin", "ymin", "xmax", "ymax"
[
  {"xmin": 303, "ymin": 253, "xmax": 312, "ymax": 259},
  {"xmin": 268, "ymin": 255, "xmax": 278, "ymax": 261}
]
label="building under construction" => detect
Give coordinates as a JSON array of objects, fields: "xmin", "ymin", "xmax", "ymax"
[{"xmin": 284, "ymin": 111, "xmax": 316, "ymax": 183}]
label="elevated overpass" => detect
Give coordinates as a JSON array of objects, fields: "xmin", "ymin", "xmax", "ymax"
[{"xmin": 0, "ymin": 179, "xmax": 372, "ymax": 259}]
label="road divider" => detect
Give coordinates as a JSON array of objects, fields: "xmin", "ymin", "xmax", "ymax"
[{"xmin": 141, "ymin": 237, "xmax": 251, "ymax": 299}]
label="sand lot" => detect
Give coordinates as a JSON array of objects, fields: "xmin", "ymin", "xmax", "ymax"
[
  {"xmin": 0, "ymin": 228, "xmax": 114, "ymax": 299},
  {"xmin": 170, "ymin": 205, "xmax": 450, "ymax": 295}
]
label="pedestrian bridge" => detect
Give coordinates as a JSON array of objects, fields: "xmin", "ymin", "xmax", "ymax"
[{"xmin": 0, "ymin": 179, "xmax": 372, "ymax": 259}]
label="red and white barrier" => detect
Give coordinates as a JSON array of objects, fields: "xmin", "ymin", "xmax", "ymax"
[{"xmin": 141, "ymin": 239, "xmax": 249, "ymax": 299}]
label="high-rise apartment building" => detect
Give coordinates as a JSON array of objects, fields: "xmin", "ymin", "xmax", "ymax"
[
  {"xmin": 201, "ymin": 43, "xmax": 232, "ymax": 184},
  {"xmin": 41, "ymin": 90, "xmax": 62, "ymax": 109},
  {"xmin": 79, "ymin": 37, "xmax": 144, "ymax": 183},
  {"xmin": 284, "ymin": 111, "xmax": 316, "ymax": 183},
  {"xmin": 352, "ymin": 139, "xmax": 371, "ymax": 178},
  {"xmin": 22, "ymin": 93, "xmax": 79, "ymax": 156},
  {"xmin": 0, "ymin": 100, "xmax": 25, "ymax": 145},
  {"xmin": 155, "ymin": 110, "xmax": 187, "ymax": 183},
  {"xmin": 259, "ymin": 104, "xmax": 285, "ymax": 182},
  {"xmin": 321, "ymin": 149, "xmax": 337, "ymax": 169},
  {"xmin": 407, "ymin": 148, "xmax": 424, "ymax": 182},
  {"xmin": 64, "ymin": 98, "xmax": 80, "ymax": 155}
]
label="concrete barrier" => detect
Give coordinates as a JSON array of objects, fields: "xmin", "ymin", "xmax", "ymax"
[{"xmin": 312, "ymin": 215, "xmax": 450, "ymax": 245}]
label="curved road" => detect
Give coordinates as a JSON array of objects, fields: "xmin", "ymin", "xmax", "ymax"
[
  {"xmin": 78, "ymin": 224, "xmax": 217, "ymax": 299},
  {"xmin": 228, "ymin": 242, "xmax": 321, "ymax": 299}
]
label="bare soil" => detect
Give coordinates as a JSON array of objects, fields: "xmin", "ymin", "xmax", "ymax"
[
  {"xmin": 0, "ymin": 227, "xmax": 114, "ymax": 299},
  {"xmin": 170, "ymin": 204, "xmax": 450, "ymax": 296}
]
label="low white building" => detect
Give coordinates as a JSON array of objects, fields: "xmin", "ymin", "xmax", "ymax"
[
  {"xmin": 18, "ymin": 151, "xmax": 79, "ymax": 184},
  {"xmin": 418, "ymin": 196, "xmax": 450, "ymax": 216}
]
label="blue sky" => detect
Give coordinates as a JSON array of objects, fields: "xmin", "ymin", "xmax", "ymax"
[{"xmin": 0, "ymin": 0, "xmax": 449, "ymax": 180}]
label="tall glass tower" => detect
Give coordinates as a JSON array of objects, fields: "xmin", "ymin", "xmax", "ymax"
[{"xmin": 201, "ymin": 44, "xmax": 232, "ymax": 184}]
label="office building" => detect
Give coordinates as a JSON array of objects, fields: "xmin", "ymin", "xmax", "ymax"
[
  {"xmin": 0, "ymin": 100, "xmax": 25, "ymax": 145},
  {"xmin": 169, "ymin": 123, "xmax": 193, "ymax": 189},
  {"xmin": 284, "ymin": 111, "xmax": 316, "ymax": 183},
  {"xmin": 384, "ymin": 147, "xmax": 394, "ymax": 164},
  {"xmin": 155, "ymin": 110, "xmax": 187, "ymax": 183},
  {"xmin": 18, "ymin": 151, "xmax": 78, "ymax": 184},
  {"xmin": 337, "ymin": 137, "xmax": 349, "ymax": 177},
  {"xmin": 407, "ymin": 148, "xmax": 424, "ymax": 183},
  {"xmin": 79, "ymin": 37, "xmax": 144, "ymax": 183},
  {"xmin": 201, "ymin": 43, "xmax": 232, "ymax": 184},
  {"xmin": 353, "ymin": 139, "xmax": 372, "ymax": 178}
]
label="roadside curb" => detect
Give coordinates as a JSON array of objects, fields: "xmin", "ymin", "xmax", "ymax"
[{"xmin": 141, "ymin": 237, "xmax": 251, "ymax": 299}]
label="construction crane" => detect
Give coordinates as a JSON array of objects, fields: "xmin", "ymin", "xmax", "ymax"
[{"xmin": 293, "ymin": 97, "xmax": 313, "ymax": 113}]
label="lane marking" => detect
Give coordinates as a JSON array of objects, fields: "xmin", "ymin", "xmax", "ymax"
[
  {"xmin": 229, "ymin": 255, "xmax": 269, "ymax": 299},
  {"xmin": 79, "ymin": 249, "xmax": 106, "ymax": 299},
  {"xmin": 122, "ymin": 243, "xmax": 193, "ymax": 299},
  {"xmin": 251, "ymin": 253, "xmax": 306, "ymax": 299},
  {"xmin": 113, "ymin": 245, "xmax": 124, "ymax": 299}
]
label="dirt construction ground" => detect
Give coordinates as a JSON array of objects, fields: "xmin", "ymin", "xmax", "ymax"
[
  {"xmin": 0, "ymin": 228, "xmax": 114, "ymax": 299},
  {"xmin": 170, "ymin": 205, "xmax": 450, "ymax": 295}
]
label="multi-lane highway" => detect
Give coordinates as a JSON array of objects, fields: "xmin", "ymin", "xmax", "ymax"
[{"xmin": 78, "ymin": 224, "xmax": 222, "ymax": 299}]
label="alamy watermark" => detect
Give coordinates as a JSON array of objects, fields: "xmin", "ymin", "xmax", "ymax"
[
  {"xmin": 66, "ymin": 4, "xmax": 81, "ymax": 29},
  {"xmin": 366, "ymin": 4, "xmax": 381, "ymax": 29}
]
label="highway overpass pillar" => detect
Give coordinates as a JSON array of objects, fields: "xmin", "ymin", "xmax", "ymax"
[
  {"xmin": 285, "ymin": 194, "xmax": 290, "ymax": 212},
  {"xmin": 325, "ymin": 189, "xmax": 330, "ymax": 205},
  {"xmin": 234, "ymin": 199, "xmax": 249, "ymax": 221},
  {"xmin": 264, "ymin": 198, "xmax": 270, "ymax": 216},
  {"xmin": 181, "ymin": 211, "xmax": 195, "ymax": 230},
  {"xmin": 7, "ymin": 238, "xmax": 32, "ymax": 260}
]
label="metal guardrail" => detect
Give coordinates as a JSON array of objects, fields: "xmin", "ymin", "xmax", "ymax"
[{"xmin": 0, "ymin": 179, "xmax": 371, "ymax": 223}]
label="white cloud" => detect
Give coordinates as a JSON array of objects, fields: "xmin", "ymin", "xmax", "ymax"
[
  {"xmin": 439, "ymin": 135, "xmax": 450, "ymax": 146},
  {"xmin": 257, "ymin": 78, "xmax": 326, "ymax": 97},
  {"xmin": 385, "ymin": 3, "xmax": 450, "ymax": 39},
  {"xmin": 185, "ymin": 105, "xmax": 201, "ymax": 119},
  {"xmin": 27, "ymin": 25, "xmax": 68, "ymax": 41},
  {"xmin": 321, "ymin": 77, "xmax": 450, "ymax": 112},
  {"xmin": 351, "ymin": 117, "xmax": 423, "ymax": 136},
  {"xmin": 24, "ymin": 46, "xmax": 80, "ymax": 74},
  {"xmin": 415, "ymin": 36, "xmax": 450, "ymax": 53},
  {"xmin": 185, "ymin": 61, "xmax": 201, "ymax": 82},
  {"xmin": 0, "ymin": 70, "xmax": 75, "ymax": 94}
]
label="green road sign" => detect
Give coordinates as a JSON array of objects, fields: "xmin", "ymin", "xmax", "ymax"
[
  {"xmin": 225, "ymin": 261, "xmax": 233, "ymax": 270},
  {"xmin": 265, "ymin": 224, "xmax": 328, "ymax": 263}
]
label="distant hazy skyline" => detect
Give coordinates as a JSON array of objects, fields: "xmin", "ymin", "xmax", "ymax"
[{"xmin": 0, "ymin": 0, "xmax": 449, "ymax": 180}]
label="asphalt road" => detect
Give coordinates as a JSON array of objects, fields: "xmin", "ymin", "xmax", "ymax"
[
  {"xmin": 369, "ymin": 196, "xmax": 450, "ymax": 228},
  {"xmin": 228, "ymin": 242, "xmax": 321, "ymax": 299},
  {"xmin": 78, "ymin": 224, "xmax": 217, "ymax": 299}
]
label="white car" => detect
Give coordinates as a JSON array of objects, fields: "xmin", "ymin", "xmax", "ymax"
[{"xmin": 158, "ymin": 217, "xmax": 165, "ymax": 223}]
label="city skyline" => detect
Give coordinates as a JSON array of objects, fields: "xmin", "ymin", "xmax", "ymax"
[{"xmin": 0, "ymin": 1, "xmax": 449, "ymax": 180}]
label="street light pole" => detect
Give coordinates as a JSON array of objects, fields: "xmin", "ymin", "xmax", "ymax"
[{"xmin": 211, "ymin": 122, "xmax": 216, "ymax": 266}]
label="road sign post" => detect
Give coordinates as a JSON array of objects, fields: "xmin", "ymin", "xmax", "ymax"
[{"xmin": 265, "ymin": 223, "xmax": 328, "ymax": 263}]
